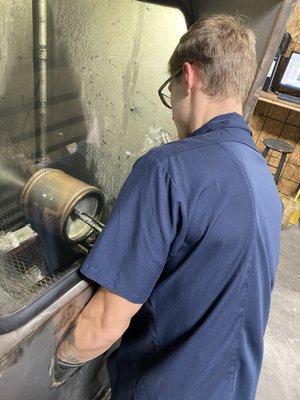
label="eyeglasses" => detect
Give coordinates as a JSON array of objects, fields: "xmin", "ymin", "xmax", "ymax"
[{"xmin": 158, "ymin": 69, "xmax": 182, "ymax": 109}]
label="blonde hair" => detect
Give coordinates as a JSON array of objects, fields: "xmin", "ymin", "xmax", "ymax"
[{"xmin": 169, "ymin": 14, "xmax": 257, "ymax": 102}]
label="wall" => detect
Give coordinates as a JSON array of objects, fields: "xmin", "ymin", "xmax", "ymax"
[
  {"xmin": 0, "ymin": 1, "xmax": 187, "ymax": 210},
  {"xmin": 46, "ymin": 0, "xmax": 187, "ymax": 205},
  {"xmin": 249, "ymin": 0, "xmax": 300, "ymax": 197},
  {"xmin": 0, "ymin": 0, "xmax": 35, "ymax": 187}
]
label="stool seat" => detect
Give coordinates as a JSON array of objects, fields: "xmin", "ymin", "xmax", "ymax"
[
  {"xmin": 263, "ymin": 138, "xmax": 294, "ymax": 154},
  {"xmin": 262, "ymin": 138, "xmax": 295, "ymax": 185}
]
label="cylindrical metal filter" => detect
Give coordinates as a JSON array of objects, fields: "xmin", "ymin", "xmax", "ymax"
[{"xmin": 21, "ymin": 168, "xmax": 104, "ymax": 243}]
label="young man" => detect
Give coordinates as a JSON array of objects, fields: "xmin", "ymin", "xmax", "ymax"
[{"xmin": 56, "ymin": 14, "xmax": 283, "ymax": 399}]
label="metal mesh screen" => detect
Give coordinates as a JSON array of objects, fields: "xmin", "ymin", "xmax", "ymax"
[
  {"xmin": 0, "ymin": 200, "xmax": 26, "ymax": 233},
  {"xmin": 0, "ymin": 239, "xmax": 75, "ymax": 315}
]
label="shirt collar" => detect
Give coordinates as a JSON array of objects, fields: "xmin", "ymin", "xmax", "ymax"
[
  {"xmin": 190, "ymin": 112, "xmax": 252, "ymax": 137},
  {"xmin": 188, "ymin": 112, "xmax": 260, "ymax": 154}
]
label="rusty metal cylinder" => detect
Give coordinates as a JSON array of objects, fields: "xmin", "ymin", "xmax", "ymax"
[{"xmin": 21, "ymin": 168, "xmax": 104, "ymax": 243}]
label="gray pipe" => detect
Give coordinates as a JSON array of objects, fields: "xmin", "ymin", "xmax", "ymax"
[{"xmin": 32, "ymin": 0, "xmax": 47, "ymax": 164}]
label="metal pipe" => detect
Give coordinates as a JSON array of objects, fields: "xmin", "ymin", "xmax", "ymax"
[
  {"xmin": 72, "ymin": 209, "xmax": 103, "ymax": 233},
  {"xmin": 83, "ymin": 213, "xmax": 105, "ymax": 228},
  {"xmin": 76, "ymin": 244, "xmax": 90, "ymax": 255},
  {"xmin": 32, "ymin": 0, "xmax": 47, "ymax": 164}
]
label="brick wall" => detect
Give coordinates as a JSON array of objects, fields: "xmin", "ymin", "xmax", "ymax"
[{"xmin": 249, "ymin": 1, "xmax": 300, "ymax": 197}]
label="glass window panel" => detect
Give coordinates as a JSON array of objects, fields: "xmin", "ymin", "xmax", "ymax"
[{"xmin": 0, "ymin": 0, "xmax": 186, "ymax": 316}]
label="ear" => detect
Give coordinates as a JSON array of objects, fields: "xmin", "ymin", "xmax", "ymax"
[{"xmin": 182, "ymin": 62, "xmax": 198, "ymax": 94}]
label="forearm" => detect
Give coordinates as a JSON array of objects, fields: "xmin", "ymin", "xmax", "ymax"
[
  {"xmin": 57, "ymin": 314, "xmax": 125, "ymax": 364},
  {"xmin": 56, "ymin": 287, "xmax": 140, "ymax": 364}
]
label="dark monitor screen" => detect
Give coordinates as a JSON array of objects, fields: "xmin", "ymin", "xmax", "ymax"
[{"xmin": 280, "ymin": 52, "xmax": 300, "ymax": 91}]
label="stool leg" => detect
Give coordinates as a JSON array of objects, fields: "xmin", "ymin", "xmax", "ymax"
[
  {"xmin": 262, "ymin": 147, "xmax": 270, "ymax": 158},
  {"xmin": 274, "ymin": 153, "xmax": 287, "ymax": 184}
]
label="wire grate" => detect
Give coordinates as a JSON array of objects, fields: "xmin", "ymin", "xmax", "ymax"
[
  {"xmin": 0, "ymin": 239, "xmax": 73, "ymax": 315},
  {"xmin": 0, "ymin": 199, "xmax": 26, "ymax": 233}
]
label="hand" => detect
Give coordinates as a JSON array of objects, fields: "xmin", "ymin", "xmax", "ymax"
[
  {"xmin": 53, "ymin": 355, "xmax": 85, "ymax": 387},
  {"xmin": 53, "ymin": 321, "xmax": 87, "ymax": 387},
  {"xmin": 56, "ymin": 321, "xmax": 88, "ymax": 365}
]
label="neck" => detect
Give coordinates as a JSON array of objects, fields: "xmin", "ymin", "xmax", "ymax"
[{"xmin": 189, "ymin": 95, "xmax": 243, "ymax": 135}]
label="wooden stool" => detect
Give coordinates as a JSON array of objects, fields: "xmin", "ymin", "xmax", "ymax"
[{"xmin": 262, "ymin": 138, "xmax": 295, "ymax": 184}]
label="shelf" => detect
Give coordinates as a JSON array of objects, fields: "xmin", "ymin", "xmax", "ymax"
[{"xmin": 256, "ymin": 90, "xmax": 300, "ymax": 113}]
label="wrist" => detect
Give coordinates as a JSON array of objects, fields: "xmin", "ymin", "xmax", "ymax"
[
  {"xmin": 56, "ymin": 356, "xmax": 86, "ymax": 368},
  {"xmin": 56, "ymin": 341, "xmax": 88, "ymax": 365}
]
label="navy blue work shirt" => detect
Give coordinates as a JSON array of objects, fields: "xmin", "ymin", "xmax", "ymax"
[{"xmin": 81, "ymin": 113, "xmax": 282, "ymax": 400}]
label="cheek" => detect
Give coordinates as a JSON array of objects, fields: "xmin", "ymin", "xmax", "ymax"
[
  {"xmin": 172, "ymin": 96, "xmax": 187, "ymax": 121},
  {"xmin": 171, "ymin": 85, "xmax": 187, "ymax": 114},
  {"xmin": 171, "ymin": 90, "xmax": 181, "ymax": 112}
]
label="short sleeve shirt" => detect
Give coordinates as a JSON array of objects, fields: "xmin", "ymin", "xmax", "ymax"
[{"xmin": 81, "ymin": 113, "xmax": 283, "ymax": 400}]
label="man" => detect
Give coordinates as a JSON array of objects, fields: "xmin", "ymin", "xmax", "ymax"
[{"xmin": 56, "ymin": 14, "xmax": 283, "ymax": 399}]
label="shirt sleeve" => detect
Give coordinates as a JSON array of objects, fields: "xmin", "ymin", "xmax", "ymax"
[{"xmin": 80, "ymin": 153, "xmax": 183, "ymax": 303}]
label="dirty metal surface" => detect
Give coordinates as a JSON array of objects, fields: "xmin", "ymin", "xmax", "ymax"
[
  {"xmin": 0, "ymin": 283, "xmax": 109, "ymax": 400},
  {"xmin": 0, "ymin": 224, "xmax": 37, "ymax": 254}
]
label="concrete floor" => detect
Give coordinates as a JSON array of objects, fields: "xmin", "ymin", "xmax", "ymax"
[{"xmin": 256, "ymin": 225, "xmax": 300, "ymax": 400}]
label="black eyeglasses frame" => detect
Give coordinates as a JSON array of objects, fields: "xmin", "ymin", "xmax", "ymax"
[{"xmin": 158, "ymin": 68, "xmax": 182, "ymax": 109}]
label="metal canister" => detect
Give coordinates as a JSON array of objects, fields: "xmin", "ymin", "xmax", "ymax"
[{"xmin": 21, "ymin": 168, "xmax": 104, "ymax": 243}]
